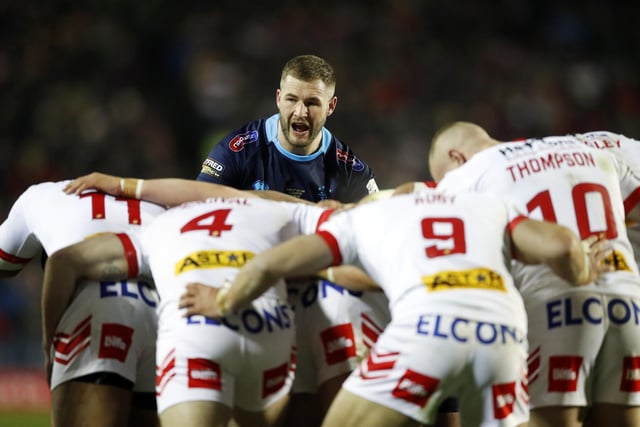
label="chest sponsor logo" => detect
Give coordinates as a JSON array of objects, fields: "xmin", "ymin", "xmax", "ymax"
[
  {"xmin": 422, "ymin": 268, "xmax": 506, "ymax": 292},
  {"xmin": 391, "ymin": 369, "xmax": 439, "ymax": 407},
  {"xmin": 188, "ymin": 358, "xmax": 222, "ymax": 390},
  {"xmin": 321, "ymin": 323, "xmax": 356, "ymax": 365},
  {"xmin": 99, "ymin": 323, "xmax": 134, "ymax": 362},
  {"xmin": 548, "ymin": 356, "xmax": 582, "ymax": 392},
  {"xmin": 200, "ymin": 158, "xmax": 225, "ymax": 178},
  {"xmin": 229, "ymin": 131, "xmax": 259, "ymax": 152},
  {"xmin": 175, "ymin": 250, "xmax": 254, "ymax": 275}
]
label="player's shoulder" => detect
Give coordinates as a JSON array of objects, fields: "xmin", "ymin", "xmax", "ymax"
[
  {"xmin": 16, "ymin": 181, "xmax": 67, "ymax": 201},
  {"xmin": 328, "ymin": 134, "xmax": 372, "ymax": 173},
  {"xmin": 216, "ymin": 117, "xmax": 269, "ymax": 153}
]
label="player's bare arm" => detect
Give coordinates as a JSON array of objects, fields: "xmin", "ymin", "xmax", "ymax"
[
  {"xmin": 180, "ymin": 234, "xmax": 335, "ymax": 318},
  {"xmin": 64, "ymin": 171, "xmax": 325, "ymax": 207},
  {"xmin": 41, "ymin": 233, "xmax": 130, "ymax": 358},
  {"xmin": 63, "ymin": 172, "xmax": 249, "ymax": 206},
  {"xmin": 511, "ymin": 218, "xmax": 613, "ymax": 286},
  {"xmin": 316, "ymin": 265, "xmax": 381, "ymax": 292}
]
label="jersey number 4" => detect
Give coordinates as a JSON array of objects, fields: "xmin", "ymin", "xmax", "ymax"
[{"xmin": 181, "ymin": 209, "xmax": 233, "ymax": 237}]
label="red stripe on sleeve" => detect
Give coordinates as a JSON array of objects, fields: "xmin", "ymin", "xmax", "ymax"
[
  {"xmin": 114, "ymin": 233, "xmax": 139, "ymax": 278},
  {"xmin": 316, "ymin": 230, "xmax": 343, "ymax": 266},
  {"xmin": 0, "ymin": 248, "xmax": 31, "ymax": 264},
  {"xmin": 424, "ymin": 181, "xmax": 437, "ymax": 188},
  {"xmin": 315, "ymin": 209, "xmax": 336, "ymax": 231},
  {"xmin": 624, "ymin": 187, "xmax": 640, "ymax": 216}
]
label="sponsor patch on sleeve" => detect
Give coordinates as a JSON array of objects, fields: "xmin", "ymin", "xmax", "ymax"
[
  {"xmin": 200, "ymin": 158, "xmax": 225, "ymax": 178},
  {"xmin": 366, "ymin": 178, "xmax": 379, "ymax": 194}
]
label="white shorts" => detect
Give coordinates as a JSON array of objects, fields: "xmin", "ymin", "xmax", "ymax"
[
  {"xmin": 287, "ymin": 278, "xmax": 391, "ymax": 393},
  {"xmin": 50, "ymin": 279, "xmax": 159, "ymax": 392},
  {"xmin": 526, "ymin": 291, "xmax": 640, "ymax": 408},
  {"xmin": 343, "ymin": 312, "xmax": 529, "ymax": 426},
  {"xmin": 155, "ymin": 295, "xmax": 295, "ymax": 414}
]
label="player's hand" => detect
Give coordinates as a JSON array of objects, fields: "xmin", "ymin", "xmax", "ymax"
[
  {"xmin": 179, "ymin": 282, "xmax": 230, "ymax": 318},
  {"xmin": 578, "ymin": 235, "xmax": 615, "ymax": 285},
  {"xmin": 63, "ymin": 172, "xmax": 122, "ymax": 196},
  {"xmin": 316, "ymin": 199, "xmax": 343, "ymax": 209}
]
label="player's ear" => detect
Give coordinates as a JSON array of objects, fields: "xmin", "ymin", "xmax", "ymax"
[
  {"xmin": 327, "ymin": 96, "xmax": 337, "ymax": 116},
  {"xmin": 276, "ymin": 88, "xmax": 282, "ymax": 106},
  {"xmin": 448, "ymin": 149, "xmax": 467, "ymax": 167}
]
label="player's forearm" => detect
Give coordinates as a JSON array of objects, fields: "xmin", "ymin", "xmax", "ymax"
[
  {"xmin": 220, "ymin": 235, "xmax": 334, "ymax": 313},
  {"xmin": 64, "ymin": 172, "xmax": 249, "ymax": 206},
  {"xmin": 316, "ymin": 265, "xmax": 381, "ymax": 292},
  {"xmin": 249, "ymin": 190, "xmax": 315, "ymax": 205},
  {"xmin": 139, "ymin": 179, "xmax": 248, "ymax": 206}
]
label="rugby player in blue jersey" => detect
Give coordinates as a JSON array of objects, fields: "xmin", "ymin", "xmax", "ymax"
[{"xmin": 196, "ymin": 54, "xmax": 397, "ymax": 426}]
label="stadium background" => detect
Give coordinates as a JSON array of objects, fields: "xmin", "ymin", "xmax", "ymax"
[{"xmin": 1, "ymin": 1, "xmax": 639, "ymax": 424}]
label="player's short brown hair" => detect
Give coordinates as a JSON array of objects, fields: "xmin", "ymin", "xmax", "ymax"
[{"xmin": 281, "ymin": 55, "xmax": 336, "ymax": 88}]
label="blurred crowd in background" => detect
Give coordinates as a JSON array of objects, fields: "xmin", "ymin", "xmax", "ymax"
[{"xmin": 1, "ymin": 0, "xmax": 639, "ymax": 367}]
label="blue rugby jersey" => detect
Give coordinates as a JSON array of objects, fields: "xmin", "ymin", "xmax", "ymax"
[{"xmin": 197, "ymin": 114, "xmax": 378, "ymax": 203}]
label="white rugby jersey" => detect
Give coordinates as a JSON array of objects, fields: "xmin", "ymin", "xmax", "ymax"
[
  {"xmin": 0, "ymin": 181, "xmax": 166, "ymax": 274},
  {"xmin": 437, "ymin": 137, "xmax": 640, "ymax": 298},
  {"xmin": 317, "ymin": 189, "xmax": 527, "ymax": 330},
  {"xmin": 576, "ymin": 131, "xmax": 640, "ymax": 268},
  {"xmin": 131, "ymin": 197, "xmax": 331, "ymax": 310}
]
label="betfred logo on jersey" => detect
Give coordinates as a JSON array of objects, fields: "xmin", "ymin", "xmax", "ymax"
[
  {"xmin": 548, "ymin": 355, "xmax": 582, "ymax": 392},
  {"xmin": 188, "ymin": 358, "xmax": 222, "ymax": 390},
  {"xmin": 321, "ymin": 323, "xmax": 356, "ymax": 365},
  {"xmin": 229, "ymin": 131, "xmax": 259, "ymax": 152},
  {"xmin": 391, "ymin": 369, "xmax": 439, "ymax": 407},
  {"xmin": 200, "ymin": 158, "xmax": 225, "ymax": 178},
  {"xmin": 99, "ymin": 323, "xmax": 134, "ymax": 362}
]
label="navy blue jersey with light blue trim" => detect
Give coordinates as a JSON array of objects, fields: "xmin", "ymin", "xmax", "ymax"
[{"xmin": 197, "ymin": 114, "xmax": 378, "ymax": 203}]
